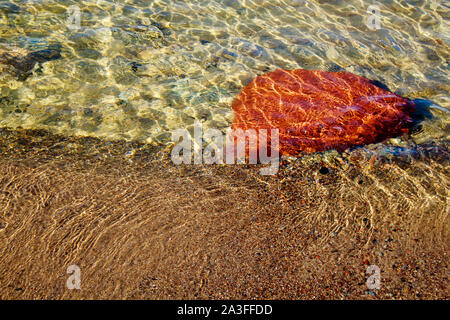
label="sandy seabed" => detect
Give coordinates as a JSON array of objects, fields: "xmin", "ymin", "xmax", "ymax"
[{"xmin": 0, "ymin": 128, "xmax": 448, "ymax": 299}]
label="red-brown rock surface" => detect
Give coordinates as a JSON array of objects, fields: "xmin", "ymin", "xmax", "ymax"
[{"xmin": 231, "ymin": 69, "xmax": 415, "ymax": 156}]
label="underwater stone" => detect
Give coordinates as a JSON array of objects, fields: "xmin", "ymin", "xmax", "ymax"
[
  {"xmin": 0, "ymin": 3, "xmax": 21, "ymax": 14},
  {"xmin": 0, "ymin": 45, "xmax": 62, "ymax": 81},
  {"xmin": 231, "ymin": 68, "xmax": 415, "ymax": 155}
]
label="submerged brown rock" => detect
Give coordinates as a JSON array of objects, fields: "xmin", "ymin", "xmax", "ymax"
[
  {"xmin": 232, "ymin": 69, "xmax": 416, "ymax": 155},
  {"xmin": 0, "ymin": 45, "xmax": 61, "ymax": 80}
]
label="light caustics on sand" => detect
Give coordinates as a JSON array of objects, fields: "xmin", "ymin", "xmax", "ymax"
[{"xmin": 231, "ymin": 69, "xmax": 416, "ymax": 156}]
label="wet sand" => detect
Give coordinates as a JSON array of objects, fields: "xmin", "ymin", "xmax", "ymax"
[{"xmin": 0, "ymin": 128, "xmax": 448, "ymax": 299}]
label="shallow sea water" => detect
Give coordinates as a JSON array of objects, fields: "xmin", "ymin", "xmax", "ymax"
[
  {"xmin": 0, "ymin": 1, "xmax": 449, "ymax": 300},
  {"xmin": 0, "ymin": 0, "xmax": 448, "ymax": 147}
]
